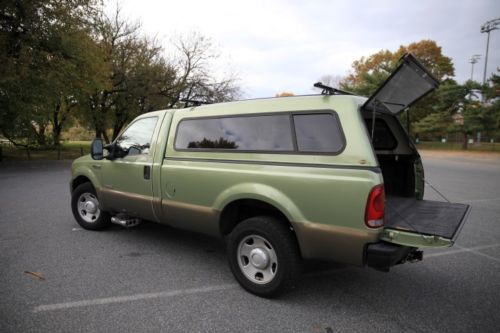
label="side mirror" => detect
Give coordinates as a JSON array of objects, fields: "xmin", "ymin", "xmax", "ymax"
[
  {"xmin": 105, "ymin": 142, "xmax": 119, "ymax": 160},
  {"xmin": 90, "ymin": 138, "xmax": 104, "ymax": 160}
]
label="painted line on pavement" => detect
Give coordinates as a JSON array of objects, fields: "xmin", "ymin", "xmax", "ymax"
[
  {"xmin": 454, "ymin": 244, "xmax": 500, "ymax": 263},
  {"xmin": 33, "ymin": 243, "xmax": 500, "ymax": 313},
  {"xmin": 457, "ymin": 197, "xmax": 500, "ymax": 203},
  {"xmin": 425, "ymin": 243, "xmax": 500, "ymax": 262},
  {"xmin": 33, "ymin": 283, "xmax": 238, "ymax": 313}
]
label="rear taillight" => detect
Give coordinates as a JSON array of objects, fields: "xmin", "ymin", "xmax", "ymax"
[{"xmin": 365, "ymin": 184, "xmax": 385, "ymax": 228}]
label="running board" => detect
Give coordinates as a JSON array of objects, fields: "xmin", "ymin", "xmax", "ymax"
[{"xmin": 111, "ymin": 214, "xmax": 141, "ymax": 228}]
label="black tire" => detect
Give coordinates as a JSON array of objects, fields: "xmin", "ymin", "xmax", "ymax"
[
  {"xmin": 71, "ymin": 182, "xmax": 110, "ymax": 230},
  {"xmin": 227, "ymin": 216, "xmax": 301, "ymax": 297}
]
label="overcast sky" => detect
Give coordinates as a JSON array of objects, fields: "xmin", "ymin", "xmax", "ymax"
[{"xmin": 107, "ymin": 0, "xmax": 500, "ymax": 98}]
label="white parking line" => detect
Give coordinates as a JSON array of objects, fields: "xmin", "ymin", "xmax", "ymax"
[
  {"xmin": 33, "ymin": 283, "xmax": 238, "ymax": 313},
  {"xmin": 425, "ymin": 243, "xmax": 500, "ymax": 263},
  {"xmin": 457, "ymin": 197, "xmax": 500, "ymax": 203},
  {"xmin": 32, "ymin": 267, "xmax": 356, "ymax": 313},
  {"xmin": 454, "ymin": 244, "xmax": 500, "ymax": 263},
  {"xmin": 33, "ymin": 243, "xmax": 500, "ymax": 313}
]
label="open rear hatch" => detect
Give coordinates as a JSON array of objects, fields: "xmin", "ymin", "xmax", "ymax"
[
  {"xmin": 362, "ymin": 53, "xmax": 439, "ymax": 115},
  {"xmin": 382, "ymin": 197, "xmax": 471, "ymax": 247},
  {"xmin": 362, "ymin": 53, "xmax": 470, "ymax": 248}
]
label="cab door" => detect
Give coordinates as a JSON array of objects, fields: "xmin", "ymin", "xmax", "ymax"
[{"xmin": 100, "ymin": 116, "xmax": 160, "ymax": 221}]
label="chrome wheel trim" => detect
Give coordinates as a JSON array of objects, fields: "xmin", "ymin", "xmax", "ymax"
[
  {"xmin": 237, "ymin": 235, "xmax": 278, "ymax": 284},
  {"xmin": 77, "ymin": 192, "xmax": 101, "ymax": 223}
]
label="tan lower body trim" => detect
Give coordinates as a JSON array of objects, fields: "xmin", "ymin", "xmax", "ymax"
[
  {"xmin": 159, "ymin": 200, "xmax": 220, "ymax": 237},
  {"xmin": 99, "ymin": 188, "xmax": 158, "ymax": 222},
  {"xmin": 293, "ymin": 222, "xmax": 380, "ymax": 266}
]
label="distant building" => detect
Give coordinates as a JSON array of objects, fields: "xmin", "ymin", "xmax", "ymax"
[{"xmin": 452, "ymin": 113, "xmax": 464, "ymax": 125}]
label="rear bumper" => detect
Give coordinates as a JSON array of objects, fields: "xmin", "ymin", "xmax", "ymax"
[{"xmin": 365, "ymin": 241, "xmax": 414, "ymax": 272}]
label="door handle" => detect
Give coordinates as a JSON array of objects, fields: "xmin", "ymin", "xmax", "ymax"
[
  {"xmin": 144, "ymin": 166, "xmax": 151, "ymax": 180},
  {"xmin": 92, "ymin": 164, "xmax": 101, "ymax": 170}
]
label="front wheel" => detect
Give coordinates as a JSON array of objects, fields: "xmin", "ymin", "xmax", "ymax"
[
  {"xmin": 71, "ymin": 182, "xmax": 110, "ymax": 230},
  {"xmin": 227, "ymin": 216, "xmax": 301, "ymax": 297}
]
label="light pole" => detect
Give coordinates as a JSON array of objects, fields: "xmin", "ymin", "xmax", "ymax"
[
  {"xmin": 469, "ymin": 54, "xmax": 481, "ymax": 81},
  {"xmin": 481, "ymin": 18, "xmax": 500, "ymax": 85}
]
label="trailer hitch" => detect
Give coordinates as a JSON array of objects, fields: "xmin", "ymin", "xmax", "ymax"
[{"xmin": 405, "ymin": 250, "xmax": 423, "ymax": 263}]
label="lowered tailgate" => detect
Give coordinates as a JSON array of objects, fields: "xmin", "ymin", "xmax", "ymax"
[{"xmin": 381, "ymin": 196, "xmax": 470, "ymax": 247}]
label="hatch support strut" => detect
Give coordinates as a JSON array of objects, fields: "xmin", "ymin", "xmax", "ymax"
[{"xmin": 371, "ymin": 100, "xmax": 380, "ymax": 139}]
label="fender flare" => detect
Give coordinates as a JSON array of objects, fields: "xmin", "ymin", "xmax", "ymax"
[{"xmin": 213, "ymin": 183, "xmax": 306, "ymax": 224}]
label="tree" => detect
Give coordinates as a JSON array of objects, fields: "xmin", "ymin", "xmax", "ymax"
[
  {"xmin": 1, "ymin": 2, "xmax": 241, "ymax": 147},
  {"xmin": 107, "ymin": 35, "xmax": 173, "ymax": 140},
  {"xmin": 341, "ymin": 40, "xmax": 454, "ymax": 94},
  {"xmin": 414, "ymin": 80, "xmax": 484, "ymax": 149},
  {"xmin": 86, "ymin": 9, "xmax": 241, "ymax": 142},
  {"xmin": 48, "ymin": 23, "xmax": 108, "ymax": 146},
  {"xmin": 0, "ymin": 0, "xmax": 105, "ymax": 147},
  {"xmin": 165, "ymin": 32, "xmax": 241, "ymax": 108},
  {"xmin": 481, "ymin": 71, "xmax": 500, "ymax": 140},
  {"xmin": 340, "ymin": 50, "xmax": 395, "ymax": 96},
  {"xmin": 84, "ymin": 6, "xmax": 142, "ymax": 142}
]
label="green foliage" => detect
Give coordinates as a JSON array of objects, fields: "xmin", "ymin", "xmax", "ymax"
[
  {"xmin": 0, "ymin": 1, "xmax": 240, "ymax": 146},
  {"xmin": 0, "ymin": 0, "xmax": 105, "ymax": 146},
  {"xmin": 481, "ymin": 73, "xmax": 500, "ymax": 138},
  {"xmin": 414, "ymin": 111, "xmax": 451, "ymax": 137},
  {"xmin": 414, "ymin": 79, "xmax": 497, "ymax": 148}
]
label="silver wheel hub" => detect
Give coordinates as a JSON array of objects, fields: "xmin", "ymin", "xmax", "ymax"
[
  {"xmin": 77, "ymin": 192, "xmax": 101, "ymax": 223},
  {"xmin": 237, "ymin": 235, "xmax": 278, "ymax": 284},
  {"xmin": 84, "ymin": 201, "xmax": 97, "ymax": 214},
  {"xmin": 250, "ymin": 248, "xmax": 269, "ymax": 269}
]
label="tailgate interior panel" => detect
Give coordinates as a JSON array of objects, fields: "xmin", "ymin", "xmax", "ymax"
[{"xmin": 385, "ymin": 196, "xmax": 469, "ymax": 239}]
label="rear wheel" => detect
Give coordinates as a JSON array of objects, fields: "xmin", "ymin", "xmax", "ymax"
[
  {"xmin": 71, "ymin": 182, "xmax": 110, "ymax": 230},
  {"xmin": 227, "ymin": 216, "xmax": 301, "ymax": 297}
]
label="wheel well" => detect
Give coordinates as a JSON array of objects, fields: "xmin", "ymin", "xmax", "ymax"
[
  {"xmin": 71, "ymin": 176, "xmax": 91, "ymax": 192},
  {"xmin": 219, "ymin": 199, "xmax": 293, "ymax": 236}
]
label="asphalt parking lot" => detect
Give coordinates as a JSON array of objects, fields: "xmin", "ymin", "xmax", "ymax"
[{"xmin": 0, "ymin": 154, "xmax": 499, "ymax": 332}]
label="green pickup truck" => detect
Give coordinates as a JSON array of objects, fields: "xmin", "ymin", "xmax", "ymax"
[{"xmin": 70, "ymin": 54, "xmax": 470, "ymax": 297}]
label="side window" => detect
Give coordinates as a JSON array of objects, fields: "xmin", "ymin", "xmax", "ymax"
[
  {"xmin": 116, "ymin": 117, "xmax": 158, "ymax": 155},
  {"xmin": 293, "ymin": 113, "xmax": 344, "ymax": 153},
  {"xmin": 175, "ymin": 115, "xmax": 293, "ymax": 151}
]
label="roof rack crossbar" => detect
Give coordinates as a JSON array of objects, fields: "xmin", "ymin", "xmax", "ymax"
[
  {"xmin": 313, "ymin": 82, "xmax": 353, "ymax": 96},
  {"xmin": 181, "ymin": 98, "xmax": 212, "ymax": 108}
]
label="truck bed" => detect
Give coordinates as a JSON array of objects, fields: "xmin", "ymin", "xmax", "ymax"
[{"xmin": 385, "ymin": 196, "xmax": 470, "ymax": 239}]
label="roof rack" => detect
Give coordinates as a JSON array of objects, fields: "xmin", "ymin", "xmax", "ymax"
[
  {"xmin": 181, "ymin": 98, "xmax": 212, "ymax": 107},
  {"xmin": 313, "ymin": 82, "xmax": 353, "ymax": 96}
]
